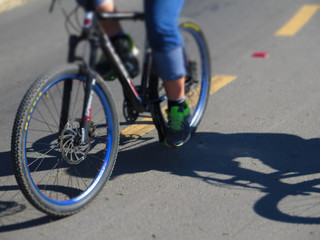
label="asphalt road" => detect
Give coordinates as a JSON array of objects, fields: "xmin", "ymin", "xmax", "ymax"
[{"xmin": 1, "ymin": 0, "xmax": 320, "ymax": 239}]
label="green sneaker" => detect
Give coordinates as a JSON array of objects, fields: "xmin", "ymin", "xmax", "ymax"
[{"xmin": 164, "ymin": 101, "xmax": 191, "ymax": 148}]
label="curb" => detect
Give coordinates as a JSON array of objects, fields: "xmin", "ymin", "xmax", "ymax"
[{"xmin": 0, "ymin": 0, "xmax": 29, "ymax": 13}]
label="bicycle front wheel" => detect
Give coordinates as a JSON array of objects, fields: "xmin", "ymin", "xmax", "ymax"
[{"xmin": 11, "ymin": 64, "xmax": 119, "ymax": 217}]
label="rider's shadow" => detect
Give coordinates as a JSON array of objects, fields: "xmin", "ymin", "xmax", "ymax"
[{"xmin": 113, "ymin": 132, "xmax": 320, "ymax": 224}]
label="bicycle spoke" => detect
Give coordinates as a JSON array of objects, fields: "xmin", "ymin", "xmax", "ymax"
[
  {"xmin": 33, "ymin": 107, "xmax": 57, "ymax": 134},
  {"xmin": 40, "ymin": 93, "xmax": 60, "ymax": 128},
  {"xmin": 29, "ymin": 116, "xmax": 59, "ymax": 130},
  {"xmin": 27, "ymin": 145, "xmax": 59, "ymax": 168}
]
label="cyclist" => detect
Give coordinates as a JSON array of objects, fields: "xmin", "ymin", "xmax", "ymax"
[{"xmin": 87, "ymin": 0, "xmax": 191, "ymax": 148}]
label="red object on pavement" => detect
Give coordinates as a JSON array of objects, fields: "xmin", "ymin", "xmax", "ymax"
[{"xmin": 251, "ymin": 52, "xmax": 269, "ymax": 58}]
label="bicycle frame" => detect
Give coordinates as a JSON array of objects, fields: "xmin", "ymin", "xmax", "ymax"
[{"xmin": 60, "ymin": 7, "xmax": 164, "ymax": 142}]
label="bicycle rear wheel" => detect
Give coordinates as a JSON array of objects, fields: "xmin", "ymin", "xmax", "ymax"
[
  {"xmin": 11, "ymin": 64, "xmax": 119, "ymax": 217},
  {"xmin": 151, "ymin": 20, "xmax": 211, "ymax": 142}
]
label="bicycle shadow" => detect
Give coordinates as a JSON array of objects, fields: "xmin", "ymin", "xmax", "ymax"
[
  {"xmin": 0, "ymin": 198, "xmax": 52, "ymax": 232},
  {"xmin": 0, "ymin": 152, "xmax": 57, "ymax": 232},
  {"xmin": 0, "ymin": 151, "xmax": 14, "ymax": 177},
  {"xmin": 1, "ymin": 131, "xmax": 320, "ymax": 232},
  {"xmin": 112, "ymin": 131, "xmax": 320, "ymax": 224}
]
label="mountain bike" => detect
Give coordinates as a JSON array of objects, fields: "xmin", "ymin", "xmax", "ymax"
[{"xmin": 10, "ymin": 1, "xmax": 211, "ymax": 217}]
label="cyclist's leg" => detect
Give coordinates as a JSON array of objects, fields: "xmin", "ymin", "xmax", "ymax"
[
  {"xmin": 144, "ymin": 0, "xmax": 191, "ymax": 147},
  {"xmin": 94, "ymin": 0, "xmax": 140, "ymax": 79},
  {"xmin": 95, "ymin": 0, "xmax": 122, "ymax": 36}
]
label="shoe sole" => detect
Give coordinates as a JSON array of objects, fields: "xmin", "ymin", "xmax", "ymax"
[{"xmin": 163, "ymin": 133, "xmax": 191, "ymax": 149}]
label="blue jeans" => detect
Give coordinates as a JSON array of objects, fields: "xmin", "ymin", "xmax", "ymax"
[
  {"xmin": 86, "ymin": 0, "xmax": 186, "ymax": 80},
  {"xmin": 144, "ymin": 0, "xmax": 185, "ymax": 80}
]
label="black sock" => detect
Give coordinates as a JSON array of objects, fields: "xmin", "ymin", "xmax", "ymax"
[{"xmin": 168, "ymin": 98, "xmax": 186, "ymax": 110}]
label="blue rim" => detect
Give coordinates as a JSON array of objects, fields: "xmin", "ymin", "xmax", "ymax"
[{"xmin": 24, "ymin": 74, "xmax": 114, "ymax": 206}]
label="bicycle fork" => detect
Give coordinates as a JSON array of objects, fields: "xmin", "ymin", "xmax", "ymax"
[
  {"xmin": 80, "ymin": 69, "xmax": 96, "ymax": 143},
  {"xmin": 58, "ymin": 68, "xmax": 96, "ymax": 144},
  {"xmin": 59, "ymin": 31, "xmax": 98, "ymax": 144}
]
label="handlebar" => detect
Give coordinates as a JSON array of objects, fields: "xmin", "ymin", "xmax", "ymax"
[
  {"xmin": 97, "ymin": 12, "xmax": 145, "ymax": 21},
  {"xmin": 50, "ymin": 0, "xmax": 144, "ymax": 21}
]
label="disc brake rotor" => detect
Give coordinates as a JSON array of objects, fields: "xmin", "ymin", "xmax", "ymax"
[{"xmin": 60, "ymin": 120, "xmax": 91, "ymax": 165}]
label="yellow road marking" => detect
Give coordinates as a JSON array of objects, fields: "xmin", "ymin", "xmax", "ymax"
[
  {"xmin": 120, "ymin": 75, "xmax": 236, "ymax": 139},
  {"xmin": 275, "ymin": 5, "xmax": 320, "ymax": 36},
  {"xmin": 121, "ymin": 117, "xmax": 154, "ymax": 139},
  {"xmin": 210, "ymin": 75, "xmax": 237, "ymax": 94},
  {"xmin": 0, "ymin": 0, "xmax": 29, "ymax": 13}
]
